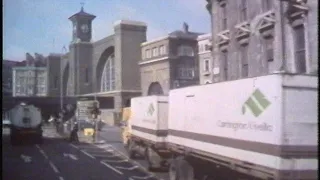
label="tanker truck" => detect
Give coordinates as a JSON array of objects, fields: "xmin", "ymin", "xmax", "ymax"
[
  {"xmin": 9, "ymin": 103, "xmax": 43, "ymax": 145},
  {"xmin": 125, "ymin": 73, "xmax": 318, "ymax": 180}
]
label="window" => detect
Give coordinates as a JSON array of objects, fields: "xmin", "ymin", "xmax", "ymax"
[
  {"xmin": 265, "ymin": 37, "xmax": 274, "ymax": 72},
  {"xmin": 204, "ymin": 59, "xmax": 210, "ymax": 72},
  {"xmin": 178, "ymin": 46, "xmax": 194, "ymax": 56},
  {"xmin": 54, "ymin": 76, "xmax": 58, "ymax": 89},
  {"xmin": 262, "ymin": 0, "xmax": 272, "ymax": 12},
  {"xmin": 240, "ymin": 45, "xmax": 249, "ymax": 78},
  {"xmin": 177, "ymin": 64, "xmax": 194, "ymax": 79},
  {"xmin": 294, "ymin": 25, "xmax": 306, "ymax": 73},
  {"xmin": 152, "ymin": 47, "xmax": 158, "ymax": 57},
  {"xmin": 159, "ymin": 45, "xmax": 166, "ymax": 55},
  {"xmin": 240, "ymin": 0, "xmax": 248, "ymax": 22},
  {"xmin": 101, "ymin": 54, "xmax": 115, "ymax": 92},
  {"xmin": 221, "ymin": 4, "xmax": 227, "ymax": 30},
  {"xmin": 205, "ymin": 44, "xmax": 211, "ymax": 51},
  {"xmin": 222, "ymin": 51, "xmax": 228, "ymax": 80},
  {"xmin": 85, "ymin": 67, "xmax": 89, "ymax": 83},
  {"xmin": 145, "ymin": 49, "xmax": 151, "ymax": 58}
]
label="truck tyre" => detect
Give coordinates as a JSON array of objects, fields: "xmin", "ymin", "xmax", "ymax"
[
  {"xmin": 169, "ymin": 157, "xmax": 194, "ymax": 180},
  {"xmin": 127, "ymin": 140, "xmax": 137, "ymax": 159},
  {"xmin": 145, "ymin": 147, "xmax": 160, "ymax": 171}
]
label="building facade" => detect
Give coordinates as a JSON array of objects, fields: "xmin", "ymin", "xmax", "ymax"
[
  {"xmin": 2, "ymin": 60, "xmax": 18, "ymax": 97},
  {"xmin": 197, "ymin": 33, "xmax": 218, "ymax": 84},
  {"xmin": 206, "ymin": 0, "xmax": 318, "ymax": 83},
  {"xmin": 12, "ymin": 53, "xmax": 48, "ymax": 97},
  {"xmin": 46, "ymin": 7, "xmax": 147, "ymax": 124},
  {"xmin": 140, "ymin": 23, "xmax": 203, "ymax": 96}
]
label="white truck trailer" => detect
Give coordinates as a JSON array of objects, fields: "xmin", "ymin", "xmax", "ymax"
[
  {"xmin": 127, "ymin": 73, "xmax": 318, "ymax": 180},
  {"xmin": 9, "ymin": 103, "xmax": 43, "ymax": 145}
]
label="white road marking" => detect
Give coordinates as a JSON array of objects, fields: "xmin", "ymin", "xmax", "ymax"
[
  {"xmin": 129, "ymin": 175, "xmax": 154, "ymax": 180},
  {"xmin": 20, "ymin": 154, "xmax": 32, "ymax": 163},
  {"xmin": 115, "ymin": 165, "xmax": 139, "ymax": 170},
  {"xmin": 103, "ymin": 145, "xmax": 158, "ymax": 178},
  {"xmin": 36, "ymin": 145, "xmax": 49, "ymax": 159},
  {"xmin": 70, "ymin": 144, "xmax": 79, "ymax": 149},
  {"xmin": 102, "ymin": 159, "xmax": 129, "ymax": 163},
  {"xmin": 101, "ymin": 161, "xmax": 123, "ymax": 175},
  {"xmin": 63, "ymin": 153, "xmax": 78, "ymax": 160},
  {"xmin": 59, "ymin": 176, "xmax": 64, "ymax": 180},
  {"xmin": 49, "ymin": 161, "xmax": 59, "ymax": 173},
  {"xmin": 80, "ymin": 150, "xmax": 95, "ymax": 159}
]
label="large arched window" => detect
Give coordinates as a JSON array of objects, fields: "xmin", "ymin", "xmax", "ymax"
[
  {"xmin": 101, "ymin": 54, "xmax": 115, "ymax": 92},
  {"xmin": 147, "ymin": 82, "xmax": 164, "ymax": 95}
]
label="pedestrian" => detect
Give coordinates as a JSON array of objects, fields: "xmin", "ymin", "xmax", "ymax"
[{"xmin": 69, "ymin": 122, "xmax": 79, "ymax": 143}]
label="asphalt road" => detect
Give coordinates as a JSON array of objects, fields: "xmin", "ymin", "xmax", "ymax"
[
  {"xmin": 97, "ymin": 125, "xmax": 169, "ymax": 180},
  {"xmin": 2, "ymin": 125, "xmax": 164, "ymax": 180}
]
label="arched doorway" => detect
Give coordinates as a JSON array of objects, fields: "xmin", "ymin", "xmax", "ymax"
[
  {"xmin": 96, "ymin": 46, "xmax": 115, "ymax": 92},
  {"xmin": 147, "ymin": 82, "xmax": 164, "ymax": 95}
]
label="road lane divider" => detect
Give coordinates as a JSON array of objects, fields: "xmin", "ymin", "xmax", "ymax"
[
  {"xmin": 70, "ymin": 144, "xmax": 79, "ymax": 149},
  {"xmin": 49, "ymin": 161, "xmax": 59, "ymax": 173},
  {"xmin": 129, "ymin": 174, "xmax": 154, "ymax": 180},
  {"xmin": 59, "ymin": 176, "xmax": 64, "ymax": 180},
  {"xmin": 100, "ymin": 161, "xmax": 123, "ymax": 175},
  {"xmin": 102, "ymin": 159, "xmax": 129, "ymax": 163},
  {"xmin": 80, "ymin": 150, "xmax": 96, "ymax": 159},
  {"xmin": 96, "ymin": 144, "xmax": 159, "ymax": 179},
  {"xmin": 115, "ymin": 165, "xmax": 139, "ymax": 170},
  {"xmin": 36, "ymin": 145, "xmax": 49, "ymax": 159}
]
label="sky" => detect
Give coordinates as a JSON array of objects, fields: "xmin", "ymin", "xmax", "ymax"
[{"xmin": 3, "ymin": 0, "xmax": 211, "ymax": 61}]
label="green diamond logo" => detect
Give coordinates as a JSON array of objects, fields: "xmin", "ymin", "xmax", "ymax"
[
  {"xmin": 147, "ymin": 103, "xmax": 155, "ymax": 116},
  {"xmin": 242, "ymin": 89, "xmax": 271, "ymax": 117}
]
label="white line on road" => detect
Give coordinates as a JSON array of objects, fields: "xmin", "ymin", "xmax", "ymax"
[
  {"xmin": 59, "ymin": 176, "xmax": 64, "ymax": 180},
  {"xmin": 101, "ymin": 161, "xmax": 123, "ymax": 175},
  {"xmin": 36, "ymin": 145, "xmax": 49, "ymax": 159},
  {"xmin": 103, "ymin": 145, "xmax": 159, "ymax": 178},
  {"xmin": 115, "ymin": 165, "xmax": 139, "ymax": 170},
  {"xmin": 80, "ymin": 150, "xmax": 95, "ymax": 159},
  {"xmin": 129, "ymin": 174, "xmax": 154, "ymax": 180},
  {"xmin": 70, "ymin": 144, "xmax": 79, "ymax": 149},
  {"xmin": 49, "ymin": 161, "xmax": 59, "ymax": 173},
  {"xmin": 102, "ymin": 159, "xmax": 129, "ymax": 163}
]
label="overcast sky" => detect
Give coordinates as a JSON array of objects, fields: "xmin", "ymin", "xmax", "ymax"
[{"xmin": 3, "ymin": 0, "xmax": 210, "ymax": 61}]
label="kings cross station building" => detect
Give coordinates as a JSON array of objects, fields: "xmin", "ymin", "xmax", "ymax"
[{"xmin": 4, "ymin": 7, "xmax": 148, "ymax": 125}]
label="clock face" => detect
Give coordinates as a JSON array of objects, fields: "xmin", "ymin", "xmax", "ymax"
[
  {"xmin": 81, "ymin": 24, "xmax": 89, "ymax": 33},
  {"xmin": 73, "ymin": 24, "xmax": 77, "ymax": 33}
]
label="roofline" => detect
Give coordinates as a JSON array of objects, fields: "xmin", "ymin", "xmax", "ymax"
[
  {"xmin": 197, "ymin": 33, "xmax": 212, "ymax": 41},
  {"xmin": 141, "ymin": 35, "xmax": 169, "ymax": 46},
  {"xmin": 113, "ymin": 20, "xmax": 147, "ymax": 27}
]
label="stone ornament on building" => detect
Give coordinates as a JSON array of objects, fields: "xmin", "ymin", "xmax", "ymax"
[
  {"xmin": 283, "ymin": 0, "xmax": 309, "ymax": 24},
  {"xmin": 256, "ymin": 11, "xmax": 276, "ymax": 38},
  {"xmin": 235, "ymin": 21, "xmax": 251, "ymax": 45}
]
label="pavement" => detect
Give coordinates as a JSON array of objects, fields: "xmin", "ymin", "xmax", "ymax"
[{"xmin": 2, "ymin": 124, "xmax": 168, "ymax": 180}]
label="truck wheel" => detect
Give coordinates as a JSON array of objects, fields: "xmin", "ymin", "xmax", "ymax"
[
  {"xmin": 169, "ymin": 157, "xmax": 194, "ymax": 180},
  {"xmin": 145, "ymin": 147, "xmax": 159, "ymax": 171},
  {"xmin": 127, "ymin": 140, "xmax": 137, "ymax": 159}
]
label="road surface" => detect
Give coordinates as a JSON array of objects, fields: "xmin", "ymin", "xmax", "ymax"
[{"xmin": 2, "ymin": 125, "xmax": 163, "ymax": 180}]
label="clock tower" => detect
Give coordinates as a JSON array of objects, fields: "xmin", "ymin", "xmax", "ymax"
[
  {"xmin": 68, "ymin": 5, "xmax": 96, "ymax": 95},
  {"xmin": 69, "ymin": 6, "xmax": 96, "ymax": 42}
]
